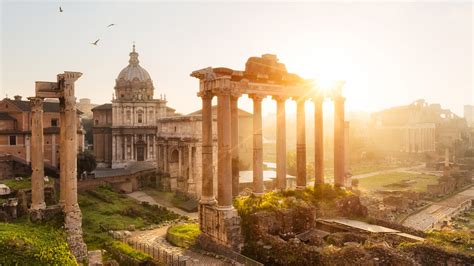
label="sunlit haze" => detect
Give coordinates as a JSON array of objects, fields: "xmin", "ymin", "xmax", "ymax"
[{"xmin": 1, "ymin": 1, "xmax": 472, "ymax": 115}]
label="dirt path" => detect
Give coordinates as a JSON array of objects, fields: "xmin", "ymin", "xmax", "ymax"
[
  {"xmin": 125, "ymin": 191, "xmax": 232, "ymax": 265},
  {"xmin": 129, "ymin": 226, "xmax": 232, "ymax": 266}
]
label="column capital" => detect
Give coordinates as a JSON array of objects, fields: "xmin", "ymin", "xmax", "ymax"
[
  {"xmin": 27, "ymin": 97, "xmax": 44, "ymax": 111},
  {"xmin": 197, "ymin": 90, "xmax": 214, "ymax": 100},
  {"xmin": 333, "ymin": 95, "xmax": 346, "ymax": 103},
  {"xmin": 293, "ymin": 96, "xmax": 309, "ymax": 103},
  {"xmin": 272, "ymin": 95, "xmax": 287, "ymax": 102},
  {"xmin": 249, "ymin": 94, "xmax": 265, "ymax": 102},
  {"xmin": 311, "ymin": 96, "xmax": 325, "ymax": 104}
]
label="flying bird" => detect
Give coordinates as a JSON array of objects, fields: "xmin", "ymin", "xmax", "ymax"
[
  {"xmin": 107, "ymin": 24, "xmax": 115, "ymax": 28},
  {"xmin": 59, "ymin": 6, "xmax": 63, "ymax": 12},
  {"xmin": 91, "ymin": 39, "xmax": 100, "ymax": 46}
]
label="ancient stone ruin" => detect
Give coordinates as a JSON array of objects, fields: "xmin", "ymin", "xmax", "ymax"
[
  {"xmin": 191, "ymin": 54, "xmax": 348, "ymax": 251},
  {"xmin": 28, "ymin": 72, "xmax": 87, "ymax": 261}
]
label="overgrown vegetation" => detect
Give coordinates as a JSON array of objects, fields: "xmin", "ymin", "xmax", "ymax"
[
  {"xmin": 424, "ymin": 230, "xmax": 473, "ymax": 254},
  {"xmin": 108, "ymin": 240, "xmax": 152, "ymax": 261},
  {"xmin": 0, "ymin": 222, "xmax": 77, "ymax": 265},
  {"xmin": 234, "ymin": 184, "xmax": 351, "ymax": 217},
  {"xmin": 77, "ymin": 150, "xmax": 97, "ymax": 177},
  {"xmin": 2, "ymin": 177, "xmax": 51, "ymax": 190},
  {"xmin": 79, "ymin": 185, "xmax": 182, "ymax": 250},
  {"xmin": 167, "ymin": 223, "xmax": 200, "ymax": 248}
]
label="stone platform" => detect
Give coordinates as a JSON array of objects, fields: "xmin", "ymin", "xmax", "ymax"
[{"xmin": 198, "ymin": 203, "xmax": 242, "ymax": 252}]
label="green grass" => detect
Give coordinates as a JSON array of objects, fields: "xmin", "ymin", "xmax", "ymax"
[
  {"xmin": 167, "ymin": 223, "xmax": 201, "ymax": 248},
  {"xmin": 168, "ymin": 223, "xmax": 200, "ymax": 241},
  {"xmin": 109, "ymin": 240, "xmax": 152, "ymax": 261},
  {"xmin": 234, "ymin": 184, "xmax": 351, "ymax": 217},
  {"xmin": 357, "ymin": 172, "xmax": 439, "ymax": 193},
  {"xmin": 2, "ymin": 177, "xmax": 51, "ymax": 190},
  {"xmin": 399, "ymin": 230, "xmax": 474, "ymax": 255},
  {"xmin": 452, "ymin": 208, "xmax": 474, "ymax": 230},
  {"xmin": 0, "ymin": 222, "xmax": 77, "ymax": 265},
  {"xmin": 79, "ymin": 185, "xmax": 182, "ymax": 250}
]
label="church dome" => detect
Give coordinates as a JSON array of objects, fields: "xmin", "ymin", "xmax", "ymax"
[{"xmin": 117, "ymin": 45, "xmax": 151, "ymax": 82}]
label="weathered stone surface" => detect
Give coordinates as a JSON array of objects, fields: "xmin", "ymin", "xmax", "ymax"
[
  {"xmin": 65, "ymin": 207, "xmax": 88, "ymax": 262},
  {"xmin": 335, "ymin": 195, "xmax": 368, "ymax": 217},
  {"xmin": 198, "ymin": 203, "xmax": 242, "ymax": 252}
]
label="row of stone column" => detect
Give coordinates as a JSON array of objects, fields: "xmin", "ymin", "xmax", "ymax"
[
  {"xmin": 200, "ymin": 90, "xmax": 346, "ymax": 209},
  {"xmin": 29, "ymin": 94, "xmax": 79, "ymax": 212},
  {"xmin": 406, "ymin": 127, "xmax": 435, "ymax": 153}
]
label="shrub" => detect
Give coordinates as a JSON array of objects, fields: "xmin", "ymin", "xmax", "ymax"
[
  {"xmin": 0, "ymin": 223, "xmax": 77, "ymax": 265},
  {"xmin": 167, "ymin": 223, "xmax": 200, "ymax": 248},
  {"xmin": 108, "ymin": 240, "xmax": 152, "ymax": 261},
  {"xmin": 234, "ymin": 184, "xmax": 351, "ymax": 217}
]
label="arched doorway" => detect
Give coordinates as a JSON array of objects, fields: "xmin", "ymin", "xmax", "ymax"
[{"xmin": 135, "ymin": 137, "xmax": 146, "ymax": 161}]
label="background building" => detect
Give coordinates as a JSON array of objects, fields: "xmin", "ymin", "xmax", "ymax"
[
  {"xmin": 92, "ymin": 46, "xmax": 252, "ymax": 198},
  {"xmin": 92, "ymin": 46, "xmax": 175, "ymax": 168},
  {"xmin": 464, "ymin": 105, "xmax": 474, "ymax": 128},
  {"xmin": 76, "ymin": 98, "xmax": 98, "ymax": 119},
  {"xmin": 0, "ymin": 95, "xmax": 84, "ymax": 168},
  {"xmin": 370, "ymin": 99, "xmax": 469, "ymax": 154}
]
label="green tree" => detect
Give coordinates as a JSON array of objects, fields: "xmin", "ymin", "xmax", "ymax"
[
  {"xmin": 81, "ymin": 118, "xmax": 93, "ymax": 145},
  {"xmin": 77, "ymin": 150, "xmax": 97, "ymax": 177}
]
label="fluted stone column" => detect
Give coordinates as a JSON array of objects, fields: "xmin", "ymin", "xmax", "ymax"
[
  {"xmin": 62, "ymin": 73, "xmax": 81, "ymax": 213},
  {"xmin": 251, "ymin": 94, "xmax": 264, "ymax": 195},
  {"xmin": 217, "ymin": 92, "xmax": 233, "ymax": 208},
  {"xmin": 274, "ymin": 96, "xmax": 287, "ymax": 190},
  {"xmin": 29, "ymin": 97, "xmax": 46, "ymax": 210},
  {"xmin": 200, "ymin": 92, "xmax": 215, "ymax": 204},
  {"xmin": 230, "ymin": 96, "xmax": 239, "ymax": 197},
  {"xmin": 334, "ymin": 96, "xmax": 345, "ymax": 187},
  {"xmin": 314, "ymin": 97, "xmax": 324, "ymax": 186},
  {"xmin": 59, "ymin": 98, "xmax": 66, "ymax": 206},
  {"xmin": 296, "ymin": 98, "xmax": 307, "ymax": 189},
  {"xmin": 344, "ymin": 121, "xmax": 350, "ymax": 185}
]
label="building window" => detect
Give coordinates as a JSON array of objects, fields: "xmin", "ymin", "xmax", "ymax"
[
  {"xmin": 95, "ymin": 119, "xmax": 99, "ymax": 125},
  {"xmin": 138, "ymin": 113, "xmax": 143, "ymax": 123},
  {"xmin": 170, "ymin": 149, "xmax": 179, "ymax": 162},
  {"xmin": 9, "ymin": 136, "xmax": 16, "ymax": 146},
  {"xmin": 51, "ymin": 119, "xmax": 58, "ymax": 127}
]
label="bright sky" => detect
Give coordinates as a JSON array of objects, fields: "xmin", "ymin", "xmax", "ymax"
[{"xmin": 1, "ymin": 1, "xmax": 472, "ymax": 116}]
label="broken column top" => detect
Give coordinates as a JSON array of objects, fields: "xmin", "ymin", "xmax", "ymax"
[{"xmin": 191, "ymin": 54, "xmax": 305, "ymax": 85}]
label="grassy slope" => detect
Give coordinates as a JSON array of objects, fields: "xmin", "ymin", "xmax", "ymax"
[
  {"xmin": 357, "ymin": 172, "xmax": 439, "ymax": 192},
  {"xmin": 79, "ymin": 186, "xmax": 182, "ymax": 250},
  {"xmin": 2, "ymin": 177, "xmax": 51, "ymax": 190},
  {"xmin": 0, "ymin": 221, "xmax": 77, "ymax": 265}
]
